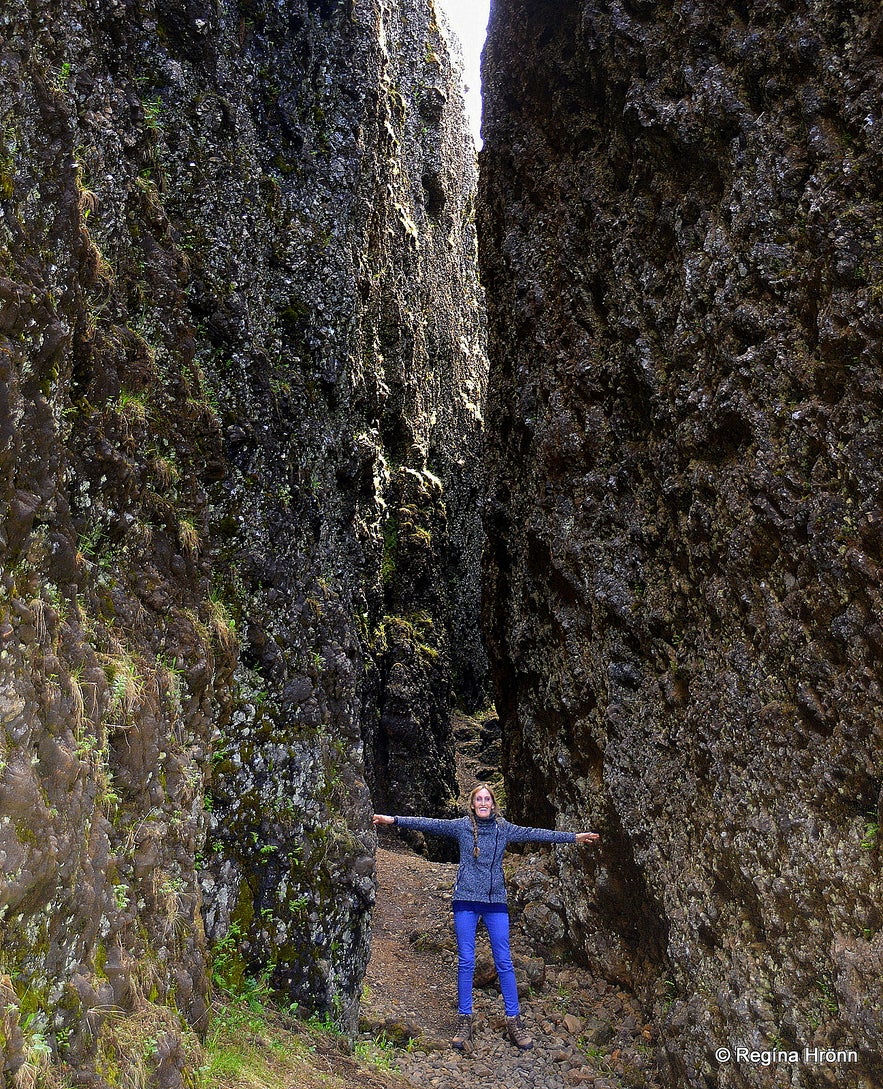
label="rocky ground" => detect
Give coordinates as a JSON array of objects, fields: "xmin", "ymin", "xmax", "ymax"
[
  {"xmin": 357, "ymin": 714, "xmax": 662, "ymax": 1089},
  {"xmin": 358, "ymin": 842, "xmax": 661, "ymax": 1089}
]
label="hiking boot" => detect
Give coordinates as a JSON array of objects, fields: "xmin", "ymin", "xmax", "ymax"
[
  {"xmin": 507, "ymin": 1014, "xmax": 534, "ymax": 1050},
  {"xmin": 452, "ymin": 1013, "xmax": 473, "ymax": 1051}
]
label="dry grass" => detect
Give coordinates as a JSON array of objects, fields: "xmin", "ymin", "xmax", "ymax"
[
  {"xmin": 149, "ymin": 870, "xmax": 190, "ymax": 942},
  {"xmin": 95, "ymin": 1005, "xmax": 203, "ymax": 1089},
  {"xmin": 208, "ymin": 594, "xmax": 238, "ymax": 653},
  {"xmin": 101, "ymin": 648, "xmax": 145, "ymax": 723},
  {"xmin": 178, "ymin": 517, "xmax": 201, "ymax": 559},
  {"xmin": 80, "ymin": 225, "xmax": 115, "ymax": 287},
  {"xmin": 29, "ymin": 597, "xmax": 52, "ymax": 644}
]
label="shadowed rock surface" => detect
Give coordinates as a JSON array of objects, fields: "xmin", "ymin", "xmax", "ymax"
[
  {"xmin": 480, "ymin": 2, "xmax": 883, "ymax": 1087},
  {"xmin": 0, "ymin": 0, "xmax": 484, "ymax": 1082}
]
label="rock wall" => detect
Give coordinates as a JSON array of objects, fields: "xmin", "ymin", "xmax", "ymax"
[
  {"xmin": 479, "ymin": 3, "xmax": 883, "ymax": 1087},
  {"xmin": 0, "ymin": 0, "xmax": 485, "ymax": 1082},
  {"xmin": 186, "ymin": 0, "xmax": 486, "ymax": 1014}
]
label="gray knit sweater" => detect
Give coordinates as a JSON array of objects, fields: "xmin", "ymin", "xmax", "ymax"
[{"xmin": 394, "ymin": 814, "xmax": 576, "ymax": 905}]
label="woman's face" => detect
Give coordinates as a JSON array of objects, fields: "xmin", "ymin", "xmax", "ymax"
[{"xmin": 472, "ymin": 788, "xmax": 494, "ymax": 818}]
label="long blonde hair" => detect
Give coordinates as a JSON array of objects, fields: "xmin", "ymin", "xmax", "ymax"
[{"xmin": 467, "ymin": 782, "xmax": 498, "ymax": 858}]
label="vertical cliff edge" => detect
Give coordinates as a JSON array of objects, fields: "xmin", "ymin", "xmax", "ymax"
[
  {"xmin": 0, "ymin": 0, "xmax": 485, "ymax": 1082},
  {"xmin": 480, "ymin": 2, "xmax": 882, "ymax": 1087}
]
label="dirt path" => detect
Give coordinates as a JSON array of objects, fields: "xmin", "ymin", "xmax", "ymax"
[
  {"xmin": 360, "ymin": 841, "xmax": 460, "ymax": 1050},
  {"xmin": 360, "ymin": 840, "xmax": 661, "ymax": 1089},
  {"xmin": 357, "ymin": 711, "xmax": 661, "ymax": 1088}
]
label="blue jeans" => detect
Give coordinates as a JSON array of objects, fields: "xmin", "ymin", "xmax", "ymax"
[{"xmin": 453, "ymin": 905, "xmax": 519, "ymax": 1016}]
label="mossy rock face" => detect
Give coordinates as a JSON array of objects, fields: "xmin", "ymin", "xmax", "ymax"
[
  {"xmin": 360, "ymin": 465, "xmax": 461, "ymax": 850},
  {"xmin": 480, "ymin": 1, "xmax": 883, "ymax": 1085},
  {"xmin": 1, "ymin": 0, "xmax": 487, "ymax": 1079},
  {"xmin": 179, "ymin": 0, "xmax": 488, "ymax": 1034},
  {"xmin": 0, "ymin": 39, "xmax": 231, "ymax": 1057}
]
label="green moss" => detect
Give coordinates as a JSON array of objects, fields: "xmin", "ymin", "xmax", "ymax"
[
  {"xmin": 387, "ymin": 86, "xmax": 406, "ymax": 121},
  {"xmin": 272, "ymin": 154, "xmax": 296, "ymax": 176},
  {"xmin": 380, "ymin": 515, "xmax": 398, "ymax": 585},
  {"xmin": 0, "ymin": 123, "xmax": 16, "ymax": 198},
  {"xmin": 210, "ymin": 920, "xmax": 250, "ymax": 994},
  {"xmin": 94, "ymin": 942, "xmax": 108, "ymax": 979},
  {"xmin": 280, "ymin": 298, "xmax": 310, "ymax": 329},
  {"xmin": 14, "ymin": 819, "xmax": 38, "ymax": 847},
  {"xmin": 377, "ymin": 612, "xmax": 439, "ymax": 661}
]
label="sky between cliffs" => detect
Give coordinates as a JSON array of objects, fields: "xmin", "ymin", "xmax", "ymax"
[{"xmin": 436, "ymin": 0, "xmax": 490, "ymax": 146}]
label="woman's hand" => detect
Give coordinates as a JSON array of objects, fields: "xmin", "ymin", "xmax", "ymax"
[
  {"xmin": 575, "ymin": 832, "xmax": 600, "ymax": 845},
  {"xmin": 372, "ymin": 814, "xmax": 395, "ymax": 825}
]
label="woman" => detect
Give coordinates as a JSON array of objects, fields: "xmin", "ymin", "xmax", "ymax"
[{"xmin": 373, "ymin": 783, "xmax": 600, "ymax": 1052}]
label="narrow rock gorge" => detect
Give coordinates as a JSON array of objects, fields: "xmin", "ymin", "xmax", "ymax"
[
  {"xmin": 480, "ymin": 2, "xmax": 883, "ymax": 1088},
  {"xmin": 1, "ymin": 0, "xmax": 484, "ymax": 1082},
  {"xmin": 3, "ymin": 0, "xmax": 883, "ymax": 1086}
]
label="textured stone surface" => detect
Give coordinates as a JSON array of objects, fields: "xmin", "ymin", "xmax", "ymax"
[
  {"xmin": 162, "ymin": 0, "xmax": 486, "ymax": 1019},
  {"xmin": 480, "ymin": 3, "xmax": 883, "ymax": 1088},
  {"xmin": 0, "ymin": 4, "xmax": 233, "ymax": 1075},
  {"xmin": 0, "ymin": 0, "xmax": 484, "ymax": 1082}
]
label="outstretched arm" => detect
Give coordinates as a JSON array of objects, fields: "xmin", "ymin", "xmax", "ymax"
[
  {"xmin": 372, "ymin": 814, "xmax": 464, "ymax": 839},
  {"xmin": 503, "ymin": 820, "xmax": 600, "ymax": 846}
]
